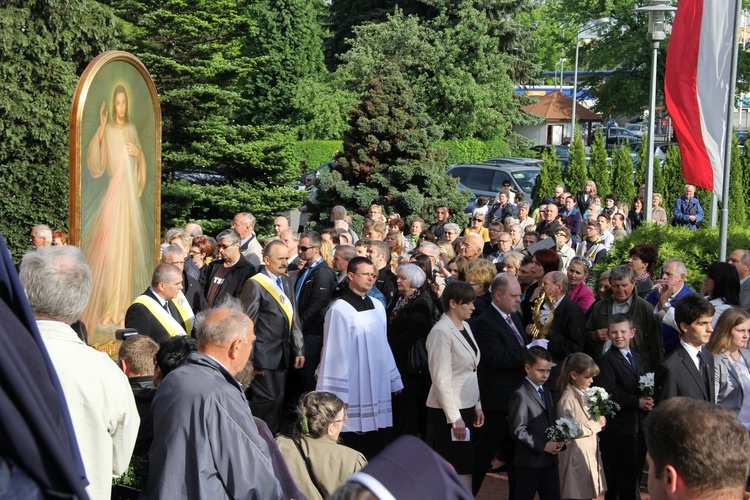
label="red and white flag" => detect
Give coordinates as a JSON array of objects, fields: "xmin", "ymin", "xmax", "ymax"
[{"xmin": 664, "ymin": 0, "xmax": 738, "ymax": 198}]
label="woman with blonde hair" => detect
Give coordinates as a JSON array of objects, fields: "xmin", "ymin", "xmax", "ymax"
[
  {"xmin": 276, "ymin": 391, "xmax": 367, "ymax": 499},
  {"xmin": 465, "ymin": 258, "xmax": 497, "ymax": 320},
  {"xmin": 576, "ymin": 179, "xmax": 598, "ymax": 215},
  {"xmin": 502, "ymin": 251, "xmax": 523, "ymax": 276},
  {"xmin": 438, "ymin": 240, "xmax": 455, "ymax": 260},
  {"xmin": 707, "ymin": 308, "xmax": 750, "ymax": 429},
  {"xmin": 320, "ymin": 239, "xmax": 334, "ymax": 267},
  {"xmin": 464, "ymin": 213, "xmax": 490, "ymax": 242}
]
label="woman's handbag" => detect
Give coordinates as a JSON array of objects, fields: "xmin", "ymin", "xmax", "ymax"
[{"xmin": 407, "ymin": 337, "xmax": 429, "ymax": 377}]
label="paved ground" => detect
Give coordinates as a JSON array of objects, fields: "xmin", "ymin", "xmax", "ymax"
[{"xmin": 476, "ymin": 470, "xmax": 652, "ymax": 499}]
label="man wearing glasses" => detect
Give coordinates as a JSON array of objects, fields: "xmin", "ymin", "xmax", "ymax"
[
  {"xmin": 316, "ymin": 256, "xmax": 403, "ymax": 459},
  {"xmin": 202, "ymin": 229, "xmax": 256, "ymax": 307},
  {"xmin": 294, "ymin": 231, "xmax": 336, "ymax": 392}
]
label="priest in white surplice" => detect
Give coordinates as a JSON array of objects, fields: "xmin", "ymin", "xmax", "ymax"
[{"xmin": 317, "ymin": 256, "xmax": 403, "ymax": 459}]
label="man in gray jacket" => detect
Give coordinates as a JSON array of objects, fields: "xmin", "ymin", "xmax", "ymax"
[{"xmin": 144, "ymin": 305, "xmax": 284, "ymax": 499}]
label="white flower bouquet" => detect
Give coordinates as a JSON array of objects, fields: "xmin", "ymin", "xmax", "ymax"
[
  {"xmin": 545, "ymin": 418, "xmax": 580, "ymax": 443},
  {"xmin": 585, "ymin": 386, "xmax": 621, "ymax": 420},
  {"xmin": 638, "ymin": 372, "xmax": 655, "ymax": 397}
]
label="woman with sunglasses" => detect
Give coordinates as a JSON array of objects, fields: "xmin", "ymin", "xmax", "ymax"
[{"xmin": 464, "ymin": 213, "xmax": 490, "ymax": 242}]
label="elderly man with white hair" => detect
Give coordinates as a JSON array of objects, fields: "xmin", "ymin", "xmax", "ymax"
[
  {"xmin": 29, "ymin": 224, "xmax": 52, "ymax": 250},
  {"xmin": 144, "ymin": 302, "xmax": 284, "ymax": 499},
  {"xmin": 20, "ymin": 246, "xmax": 139, "ymax": 500}
]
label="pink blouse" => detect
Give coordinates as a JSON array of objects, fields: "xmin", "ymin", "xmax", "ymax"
[{"xmin": 568, "ymin": 281, "xmax": 594, "ymax": 314}]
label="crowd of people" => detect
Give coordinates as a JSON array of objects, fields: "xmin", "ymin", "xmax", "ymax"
[{"xmin": 9, "ymin": 174, "xmax": 750, "ymax": 500}]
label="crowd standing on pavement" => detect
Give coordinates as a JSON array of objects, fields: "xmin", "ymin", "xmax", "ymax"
[{"xmin": 8, "ymin": 176, "xmax": 750, "ymax": 499}]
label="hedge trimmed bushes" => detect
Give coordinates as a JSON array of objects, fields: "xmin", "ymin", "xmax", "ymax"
[
  {"xmin": 593, "ymin": 223, "xmax": 750, "ymax": 292},
  {"xmin": 293, "ymin": 137, "xmax": 513, "ymax": 172}
]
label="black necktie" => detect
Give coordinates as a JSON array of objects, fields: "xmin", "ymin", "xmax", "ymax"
[
  {"xmin": 538, "ymin": 387, "xmax": 546, "ymax": 409},
  {"xmin": 626, "ymin": 352, "xmax": 636, "ymax": 373}
]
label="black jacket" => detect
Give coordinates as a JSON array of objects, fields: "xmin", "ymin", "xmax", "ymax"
[
  {"xmin": 473, "ymin": 306, "xmax": 527, "ymax": 412},
  {"xmin": 201, "ymin": 255, "xmax": 256, "ymax": 307},
  {"xmin": 294, "ymin": 260, "xmax": 337, "ymax": 337}
]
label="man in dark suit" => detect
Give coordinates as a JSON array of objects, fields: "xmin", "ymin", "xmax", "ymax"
[
  {"xmin": 655, "ymin": 294, "xmax": 715, "ymax": 404},
  {"xmin": 240, "ymin": 240, "xmax": 304, "ymax": 434},
  {"xmin": 367, "ymin": 240, "xmax": 398, "ymax": 314},
  {"xmin": 596, "ymin": 314, "xmax": 654, "ymax": 500},
  {"xmin": 538, "ymin": 271, "xmax": 586, "ymax": 393},
  {"xmin": 294, "ymin": 230, "xmax": 336, "ymax": 391},
  {"xmin": 125, "ymin": 264, "xmax": 189, "ymax": 342},
  {"xmin": 202, "ymin": 229, "xmax": 256, "ymax": 308},
  {"xmin": 472, "ymin": 274, "xmax": 533, "ymax": 495},
  {"xmin": 508, "ymin": 347, "xmax": 562, "ymax": 500},
  {"xmin": 729, "ymin": 249, "xmax": 750, "ymax": 311}
]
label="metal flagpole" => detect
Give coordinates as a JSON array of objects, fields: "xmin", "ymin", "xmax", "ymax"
[{"xmin": 719, "ymin": 0, "xmax": 743, "ymax": 261}]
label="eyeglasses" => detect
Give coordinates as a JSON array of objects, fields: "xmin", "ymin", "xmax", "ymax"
[
  {"xmin": 298, "ymin": 245, "xmax": 319, "ymax": 252},
  {"xmin": 473, "ymin": 218, "xmax": 483, "ymax": 222},
  {"xmin": 334, "ymin": 412, "xmax": 348, "ymax": 423},
  {"xmin": 354, "ymin": 272, "xmax": 377, "ymax": 279},
  {"xmin": 216, "ymin": 243, "xmax": 236, "ymax": 250},
  {"xmin": 499, "ymin": 239, "xmax": 511, "ymax": 243}
]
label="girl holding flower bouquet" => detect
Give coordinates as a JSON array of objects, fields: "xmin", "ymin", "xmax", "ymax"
[{"xmin": 556, "ymin": 353, "xmax": 607, "ymax": 499}]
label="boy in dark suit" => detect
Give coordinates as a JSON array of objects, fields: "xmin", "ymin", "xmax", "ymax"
[
  {"xmin": 508, "ymin": 346, "xmax": 562, "ymax": 500},
  {"xmin": 655, "ymin": 294, "xmax": 715, "ymax": 404},
  {"xmin": 596, "ymin": 313, "xmax": 654, "ymax": 500}
]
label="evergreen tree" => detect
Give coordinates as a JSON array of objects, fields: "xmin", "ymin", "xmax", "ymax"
[
  {"xmin": 635, "ymin": 140, "xmax": 664, "ymax": 207},
  {"xmin": 662, "ymin": 145, "xmax": 684, "ymax": 210},
  {"xmin": 336, "ymin": 7, "xmax": 538, "ymax": 140},
  {"xmin": 588, "ymin": 130, "xmax": 610, "ymax": 197},
  {"xmin": 102, "ymin": 0, "xmax": 306, "ymax": 234},
  {"xmin": 611, "ymin": 145, "xmax": 636, "ymax": 203},
  {"xmin": 534, "ymin": 149, "xmax": 563, "ymax": 207},
  {"xmin": 635, "ymin": 142, "xmax": 647, "ymax": 188},
  {"xmin": 728, "ymin": 134, "xmax": 746, "ymax": 226},
  {"xmin": 653, "ymin": 155, "xmax": 665, "ymax": 203},
  {"xmin": 315, "ymin": 70, "xmax": 470, "ymax": 224},
  {"xmin": 743, "ymin": 135, "xmax": 750, "ymax": 204},
  {"xmin": 0, "ymin": 0, "xmax": 120, "ymax": 260},
  {"xmin": 565, "ymin": 128, "xmax": 588, "ymax": 194},
  {"xmin": 243, "ymin": 0, "xmax": 328, "ymax": 127}
]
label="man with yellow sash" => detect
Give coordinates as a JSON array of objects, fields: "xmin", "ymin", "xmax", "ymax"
[
  {"xmin": 240, "ymin": 240, "xmax": 304, "ymax": 434},
  {"xmin": 125, "ymin": 264, "xmax": 189, "ymax": 342}
]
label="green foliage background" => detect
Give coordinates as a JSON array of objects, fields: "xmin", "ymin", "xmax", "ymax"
[
  {"xmin": 596, "ymin": 224, "xmax": 750, "ymax": 292},
  {"xmin": 0, "ymin": 0, "xmax": 120, "ymax": 261}
]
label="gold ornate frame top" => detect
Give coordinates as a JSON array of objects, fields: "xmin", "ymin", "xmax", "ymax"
[{"xmin": 68, "ymin": 50, "xmax": 162, "ymax": 252}]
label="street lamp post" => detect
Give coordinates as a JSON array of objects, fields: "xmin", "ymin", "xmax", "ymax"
[
  {"xmin": 571, "ymin": 18, "xmax": 611, "ymax": 145},
  {"xmin": 635, "ymin": 0, "xmax": 676, "ymax": 223}
]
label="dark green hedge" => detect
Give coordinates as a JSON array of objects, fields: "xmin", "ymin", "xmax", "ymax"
[{"xmin": 594, "ymin": 223, "xmax": 750, "ymax": 292}]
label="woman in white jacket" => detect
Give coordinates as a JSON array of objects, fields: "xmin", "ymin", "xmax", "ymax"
[{"xmin": 426, "ymin": 280, "xmax": 484, "ymax": 491}]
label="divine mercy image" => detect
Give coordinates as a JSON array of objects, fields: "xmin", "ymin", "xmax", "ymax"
[{"xmin": 77, "ymin": 56, "xmax": 158, "ymax": 339}]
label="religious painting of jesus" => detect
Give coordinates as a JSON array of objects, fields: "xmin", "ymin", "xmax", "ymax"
[{"xmin": 70, "ymin": 51, "xmax": 161, "ymax": 345}]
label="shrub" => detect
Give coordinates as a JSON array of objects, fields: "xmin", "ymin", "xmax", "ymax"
[
  {"xmin": 293, "ymin": 140, "xmax": 343, "ymax": 171},
  {"xmin": 593, "ymin": 223, "xmax": 750, "ymax": 291},
  {"xmin": 438, "ymin": 137, "xmax": 511, "ymax": 165}
]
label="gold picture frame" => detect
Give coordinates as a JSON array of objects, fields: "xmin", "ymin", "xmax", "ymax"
[{"xmin": 69, "ymin": 51, "xmax": 161, "ymax": 345}]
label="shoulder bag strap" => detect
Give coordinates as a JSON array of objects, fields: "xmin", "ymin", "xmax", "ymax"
[{"xmin": 293, "ymin": 437, "xmax": 329, "ymax": 498}]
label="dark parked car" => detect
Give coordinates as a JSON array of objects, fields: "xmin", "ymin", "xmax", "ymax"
[
  {"xmin": 605, "ymin": 127, "xmax": 642, "ymax": 149},
  {"xmin": 446, "ymin": 163, "xmax": 540, "ymax": 211}
]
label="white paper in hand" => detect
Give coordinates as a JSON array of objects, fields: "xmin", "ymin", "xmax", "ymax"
[{"xmin": 451, "ymin": 427, "xmax": 470, "ymax": 442}]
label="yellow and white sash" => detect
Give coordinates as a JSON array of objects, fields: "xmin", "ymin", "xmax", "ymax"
[
  {"xmin": 133, "ymin": 294, "xmax": 187, "ymax": 337},
  {"xmin": 251, "ymin": 273, "xmax": 293, "ymax": 329},
  {"xmin": 171, "ymin": 290, "xmax": 194, "ymax": 335}
]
